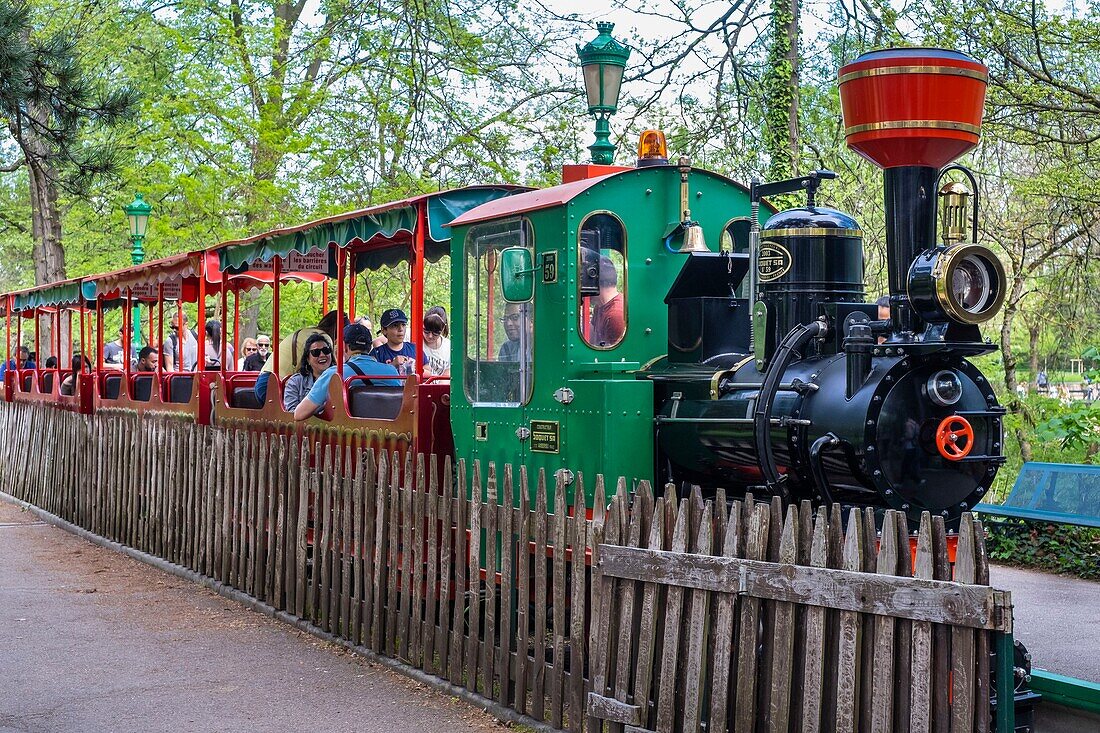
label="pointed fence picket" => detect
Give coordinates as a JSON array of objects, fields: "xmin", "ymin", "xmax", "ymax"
[{"xmin": 0, "ymin": 402, "xmax": 1011, "ymax": 733}]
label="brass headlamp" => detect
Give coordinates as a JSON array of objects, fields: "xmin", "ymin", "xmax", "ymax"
[{"xmin": 907, "ymin": 177, "xmax": 1007, "ymax": 325}]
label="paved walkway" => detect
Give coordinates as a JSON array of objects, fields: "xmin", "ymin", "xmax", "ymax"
[
  {"xmin": 0, "ymin": 501, "xmax": 507, "ymax": 733},
  {"xmin": 989, "ymin": 564, "xmax": 1100, "ymax": 681}
]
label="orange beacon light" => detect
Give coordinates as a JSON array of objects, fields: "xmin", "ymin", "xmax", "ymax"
[{"xmin": 637, "ymin": 130, "xmax": 668, "ymax": 166}]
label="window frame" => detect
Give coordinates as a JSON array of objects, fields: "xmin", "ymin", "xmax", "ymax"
[
  {"xmin": 463, "ymin": 217, "xmax": 535, "ymax": 407},
  {"xmin": 576, "ymin": 210, "xmax": 628, "ymax": 351}
]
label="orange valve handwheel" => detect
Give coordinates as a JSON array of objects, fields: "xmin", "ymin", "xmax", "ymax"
[{"xmin": 935, "ymin": 415, "xmax": 975, "ymax": 461}]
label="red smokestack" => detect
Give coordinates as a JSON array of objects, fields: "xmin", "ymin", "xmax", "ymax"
[
  {"xmin": 838, "ymin": 48, "xmax": 988, "ymax": 337},
  {"xmin": 838, "ymin": 48, "xmax": 988, "ymax": 169}
]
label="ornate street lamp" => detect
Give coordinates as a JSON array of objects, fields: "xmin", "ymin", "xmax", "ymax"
[
  {"xmin": 123, "ymin": 193, "xmax": 152, "ymax": 353},
  {"xmin": 576, "ymin": 22, "xmax": 631, "ymax": 165},
  {"xmin": 123, "ymin": 192, "xmax": 152, "ymax": 266}
]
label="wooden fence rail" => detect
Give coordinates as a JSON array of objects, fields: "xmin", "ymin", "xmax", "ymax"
[{"xmin": 0, "ymin": 403, "xmax": 1011, "ymax": 733}]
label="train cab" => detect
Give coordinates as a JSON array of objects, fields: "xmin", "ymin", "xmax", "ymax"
[{"xmin": 447, "ymin": 157, "xmax": 768, "ymax": 507}]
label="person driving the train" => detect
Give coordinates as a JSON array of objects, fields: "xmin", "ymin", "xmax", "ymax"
[
  {"xmin": 293, "ymin": 323, "xmax": 401, "ymax": 421},
  {"xmin": 497, "ymin": 303, "xmax": 531, "ymax": 361},
  {"xmin": 590, "ymin": 255, "xmax": 624, "ymax": 347}
]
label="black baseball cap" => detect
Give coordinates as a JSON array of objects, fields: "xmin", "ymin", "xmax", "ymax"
[
  {"xmin": 381, "ymin": 308, "xmax": 408, "ymax": 328},
  {"xmin": 342, "ymin": 323, "xmax": 374, "ymax": 350}
]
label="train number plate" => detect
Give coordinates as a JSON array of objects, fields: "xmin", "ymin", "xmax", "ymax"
[
  {"xmin": 541, "ymin": 252, "xmax": 558, "ymax": 283},
  {"xmin": 530, "ymin": 420, "xmax": 560, "ymax": 453}
]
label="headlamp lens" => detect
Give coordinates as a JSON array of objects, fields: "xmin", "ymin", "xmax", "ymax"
[{"xmin": 927, "ymin": 369, "xmax": 963, "ymax": 406}]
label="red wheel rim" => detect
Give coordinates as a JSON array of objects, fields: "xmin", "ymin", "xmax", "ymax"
[{"xmin": 935, "ymin": 415, "xmax": 974, "ymax": 461}]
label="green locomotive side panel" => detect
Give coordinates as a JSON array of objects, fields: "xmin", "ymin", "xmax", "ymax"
[{"xmin": 449, "ymin": 166, "xmax": 760, "ymax": 508}]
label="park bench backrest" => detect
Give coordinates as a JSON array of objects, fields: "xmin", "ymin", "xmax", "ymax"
[{"xmin": 976, "ymin": 462, "xmax": 1100, "ymax": 528}]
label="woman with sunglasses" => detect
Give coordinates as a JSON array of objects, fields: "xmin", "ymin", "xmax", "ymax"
[
  {"xmin": 237, "ymin": 337, "xmax": 258, "ymax": 370},
  {"xmin": 283, "ymin": 333, "xmax": 333, "ymax": 412}
]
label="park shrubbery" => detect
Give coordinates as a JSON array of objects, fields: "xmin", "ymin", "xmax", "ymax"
[
  {"xmin": 982, "ymin": 393, "xmax": 1100, "ymax": 579},
  {"xmin": 984, "ymin": 520, "xmax": 1100, "ymax": 579}
]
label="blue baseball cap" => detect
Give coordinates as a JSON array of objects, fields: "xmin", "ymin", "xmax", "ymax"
[
  {"xmin": 342, "ymin": 323, "xmax": 373, "ymax": 350},
  {"xmin": 380, "ymin": 308, "xmax": 408, "ymax": 328}
]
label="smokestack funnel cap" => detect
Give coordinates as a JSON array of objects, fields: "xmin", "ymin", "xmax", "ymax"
[{"xmin": 839, "ymin": 48, "xmax": 988, "ymax": 169}]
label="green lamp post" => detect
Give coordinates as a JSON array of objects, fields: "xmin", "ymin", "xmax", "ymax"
[
  {"xmin": 576, "ymin": 21, "xmax": 631, "ymax": 165},
  {"xmin": 123, "ymin": 193, "xmax": 152, "ymax": 351}
]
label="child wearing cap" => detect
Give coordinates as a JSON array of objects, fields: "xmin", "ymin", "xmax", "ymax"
[{"xmin": 370, "ymin": 308, "xmax": 427, "ymax": 374}]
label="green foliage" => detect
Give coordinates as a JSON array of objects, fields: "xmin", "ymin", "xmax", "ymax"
[
  {"xmin": 1035, "ymin": 400, "xmax": 1100, "ymax": 453},
  {"xmin": 762, "ymin": 0, "xmax": 795, "ymax": 185},
  {"xmin": 0, "ymin": 0, "xmax": 138, "ymax": 191},
  {"xmin": 984, "ymin": 519, "xmax": 1100, "ymax": 579}
]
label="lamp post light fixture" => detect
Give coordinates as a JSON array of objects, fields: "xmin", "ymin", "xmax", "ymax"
[
  {"xmin": 123, "ymin": 192, "xmax": 152, "ymax": 353},
  {"xmin": 123, "ymin": 192, "xmax": 152, "ymax": 266},
  {"xmin": 577, "ymin": 21, "xmax": 631, "ymax": 165}
]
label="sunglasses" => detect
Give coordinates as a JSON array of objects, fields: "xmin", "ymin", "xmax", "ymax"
[
  {"xmin": 309, "ymin": 346, "xmax": 333, "ymax": 357},
  {"xmin": 425, "ymin": 329, "xmax": 443, "ymax": 336},
  {"xmin": 245, "ymin": 347, "xmax": 257, "ymax": 352},
  {"xmin": 500, "ymin": 314, "xmax": 521, "ymax": 323}
]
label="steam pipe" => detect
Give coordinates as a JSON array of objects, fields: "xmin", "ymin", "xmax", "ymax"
[
  {"xmin": 753, "ymin": 318, "xmax": 827, "ymax": 496},
  {"xmin": 808, "ymin": 433, "xmax": 839, "ymax": 505},
  {"xmin": 883, "ymin": 166, "xmax": 939, "ymax": 338},
  {"xmin": 748, "ymin": 178, "xmax": 760, "ymax": 353},
  {"xmin": 843, "ymin": 323, "xmax": 873, "ymax": 399}
]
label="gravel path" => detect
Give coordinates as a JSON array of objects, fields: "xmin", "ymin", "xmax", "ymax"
[{"xmin": 0, "ymin": 500, "xmax": 509, "ymax": 733}]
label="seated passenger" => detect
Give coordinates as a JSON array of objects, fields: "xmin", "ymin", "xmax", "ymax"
[
  {"xmin": 283, "ymin": 333, "xmax": 333, "ymax": 414},
  {"xmin": 237, "ymin": 337, "xmax": 258, "ymax": 370},
  {"xmin": 203, "ymin": 321, "xmax": 233, "ymax": 370},
  {"xmin": 163, "ymin": 312, "xmax": 199, "ymax": 371},
  {"xmin": 103, "ymin": 328, "xmax": 127, "ymax": 370},
  {"xmin": 0, "ymin": 346, "xmax": 34, "ymax": 378},
  {"xmin": 255, "ymin": 310, "xmax": 347, "ymax": 403},
  {"xmin": 45, "ymin": 356, "xmax": 58, "ymax": 369},
  {"xmin": 60, "ymin": 355, "xmax": 90, "ymax": 396},
  {"xmin": 369, "ymin": 308, "xmax": 426, "ymax": 374},
  {"xmin": 256, "ymin": 334, "xmax": 271, "ymax": 361},
  {"xmin": 293, "ymin": 323, "xmax": 400, "ymax": 421},
  {"xmin": 136, "ymin": 346, "xmax": 159, "ymax": 372},
  {"xmin": 422, "ymin": 307, "xmax": 450, "ymax": 377}
]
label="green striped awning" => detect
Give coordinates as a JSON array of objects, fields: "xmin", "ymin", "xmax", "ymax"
[
  {"xmin": 11, "ymin": 281, "xmax": 84, "ymax": 311},
  {"xmin": 216, "ymin": 186, "xmax": 527, "ymax": 273}
]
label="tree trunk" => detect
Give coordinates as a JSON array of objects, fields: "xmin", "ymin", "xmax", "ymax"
[
  {"xmin": 785, "ymin": 0, "xmax": 800, "ymax": 175},
  {"xmin": 1028, "ymin": 323, "xmax": 1040, "ymax": 382},
  {"xmin": 11, "ymin": 102, "xmax": 69, "ymax": 362},
  {"xmin": 1001, "ymin": 275, "xmax": 1032, "ymax": 462},
  {"xmin": 763, "ymin": 0, "xmax": 799, "ymax": 183}
]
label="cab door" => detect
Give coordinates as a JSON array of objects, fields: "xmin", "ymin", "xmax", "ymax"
[{"xmin": 460, "ymin": 218, "xmax": 535, "ymax": 484}]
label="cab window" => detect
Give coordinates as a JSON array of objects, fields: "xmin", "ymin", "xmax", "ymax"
[
  {"xmin": 578, "ymin": 212, "xmax": 626, "ymax": 349},
  {"xmin": 464, "ymin": 218, "xmax": 534, "ymax": 405}
]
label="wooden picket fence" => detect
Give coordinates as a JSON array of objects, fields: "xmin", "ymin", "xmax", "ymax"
[{"xmin": 0, "ymin": 402, "xmax": 1013, "ymax": 733}]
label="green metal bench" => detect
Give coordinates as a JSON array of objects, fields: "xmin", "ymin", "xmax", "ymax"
[
  {"xmin": 978, "ymin": 462, "xmax": 1100, "ymax": 727},
  {"xmin": 976, "ymin": 461, "xmax": 1100, "ymax": 528}
]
